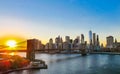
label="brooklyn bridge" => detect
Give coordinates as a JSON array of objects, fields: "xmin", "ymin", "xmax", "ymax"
[{"xmin": 0, "ymin": 39, "xmax": 87, "ymax": 61}]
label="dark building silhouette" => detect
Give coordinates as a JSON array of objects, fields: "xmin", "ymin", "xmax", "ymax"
[
  {"xmin": 89, "ymin": 30, "xmax": 92, "ymax": 45},
  {"xmin": 93, "ymin": 33, "xmax": 96, "ymax": 46},
  {"xmin": 96, "ymin": 35, "xmax": 99, "ymax": 46},
  {"xmin": 106, "ymin": 36, "xmax": 114, "ymax": 48},
  {"xmin": 81, "ymin": 34, "xmax": 84, "ymax": 44},
  {"xmin": 49, "ymin": 38, "xmax": 54, "ymax": 49}
]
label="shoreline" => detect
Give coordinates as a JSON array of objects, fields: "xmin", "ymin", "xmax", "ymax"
[
  {"xmin": 0, "ymin": 54, "xmax": 47, "ymax": 74},
  {"xmin": 0, "ymin": 64, "xmax": 47, "ymax": 74},
  {"xmin": 36, "ymin": 52, "xmax": 120, "ymax": 55},
  {"xmin": 90, "ymin": 52, "xmax": 120, "ymax": 55}
]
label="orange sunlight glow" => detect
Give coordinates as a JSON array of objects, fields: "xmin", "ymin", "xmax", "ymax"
[
  {"xmin": 6, "ymin": 40, "xmax": 17, "ymax": 48},
  {"xmin": 9, "ymin": 52, "xmax": 15, "ymax": 56}
]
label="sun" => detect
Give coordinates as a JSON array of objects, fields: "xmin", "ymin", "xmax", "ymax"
[{"xmin": 6, "ymin": 40, "xmax": 17, "ymax": 48}]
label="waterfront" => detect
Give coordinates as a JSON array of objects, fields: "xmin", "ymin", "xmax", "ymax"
[{"xmin": 9, "ymin": 53, "xmax": 120, "ymax": 74}]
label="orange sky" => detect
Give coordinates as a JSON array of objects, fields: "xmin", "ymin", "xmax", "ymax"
[{"xmin": 0, "ymin": 35, "xmax": 27, "ymax": 50}]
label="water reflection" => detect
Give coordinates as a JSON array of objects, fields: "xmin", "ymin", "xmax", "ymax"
[{"xmin": 9, "ymin": 53, "xmax": 120, "ymax": 74}]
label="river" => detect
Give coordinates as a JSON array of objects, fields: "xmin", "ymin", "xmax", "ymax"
[{"xmin": 9, "ymin": 53, "xmax": 120, "ymax": 74}]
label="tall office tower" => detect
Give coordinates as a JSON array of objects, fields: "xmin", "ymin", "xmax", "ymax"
[
  {"xmin": 73, "ymin": 36, "xmax": 80, "ymax": 44},
  {"xmin": 55, "ymin": 36, "xmax": 63, "ymax": 49},
  {"xmin": 70, "ymin": 39, "xmax": 73, "ymax": 43},
  {"xmin": 106, "ymin": 36, "xmax": 114, "ymax": 48},
  {"xmin": 96, "ymin": 35, "xmax": 100, "ymax": 46},
  {"xmin": 76, "ymin": 36, "xmax": 80, "ymax": 43},
  {"xmin": 49, "ymin": 38, "xmax": 53, "ymax": 49},
  {"xmin": 81, "ymin": 34, "xmax": 84, "ymax": 44},
  {"xmin": 89, "ymin": 30, "xmax": 92, "ymax": 45},
  {"xmin": 114, "ymin": 38, "xmax": 118, "ymax": 48},
  {"xmin": 27, "ymin": 39, "xmax": 40, "ymax": 61},
  {"xmin": 55, "ymin": 37, "xmax": 59, "ymax": 44},
  {"xmin": 65, "ymin": 36, "xmax": 70, "ymax": 43},
  {"xmin": 55, "ymin": 37, "xmax": 59, "ymax": 49},
  {"xmin": 93, "ymin": 33, "xmax": 96, "ymax": 46},
  {"xmin": 58, "ymin": 35, "xmax": 61, "ymax": 43},
  {"xmin": 69, "ymin": 39, "xmax": 73, "ymax": 49},
  {"xmin": 58, "ymin": 37, "xmax": 63, "ymax": 49},
  {"xmin": 55, "ymin": 36, "xmax": 61, "ymax": 43},
  {"xmin": 73, "ymin": 36, "xmax": 80, "ymax": 49},
  {"xmin": 49, "ymin": 38, "xmax": 53, "ymax": 44},
  {"xmin": 55, "ymin": 36, "xmax": 59, "ymax": 48},
  {"xmin": 115, "ymin": 38, "xmax": 117, "ymax": 43},
  {"xmin": 73, "ymin": 39, "xmax": 78, "ymax": 45}
]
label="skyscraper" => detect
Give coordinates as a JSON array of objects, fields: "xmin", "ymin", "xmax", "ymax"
[
  {"xmin": 65, "ymin": 36, "xmax": 70, "ymax": 43},
  {"xmin": 55, "ymin": 36, "xmax": 63, "ymax": 49},
  {"xmin": 93, "ymin": 33, "xmax": 96, "ymax": 46},
  {"xmin": 81, "ymin": 34, "xmax": 84, "ymax": 44},
  {"xmin": 96, "ymin": 34, "xmax": 100, "ymax": 50},
  {"xmin": 96, "ymin": 35, "xmax": 99, "ymax": 46},
  {"xmin": 49, "ymin": 38, "xmax": 53, "ymax": 44},
  {"xmin": 55, "ymin": 36, "xmax": 60, "ymax": 49},
  {"xmin": 55, "ymin": 37, "xmax": 59, "ymax": 44},
  {"xmin": 106, "ymin": 36, "xmax": 114, "ymax": 48},
  {"xmin": 89, "ymin": 30, "xmax": 92, "ymax": 45},
  {"xmin": 49, "ymin": 38, "xmax": 54, "ymax": 49},
  {"xmin": 73, "ymin": 36, "xmax": 80, "ymax": 49}
]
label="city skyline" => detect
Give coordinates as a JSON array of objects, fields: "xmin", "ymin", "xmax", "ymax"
[{"xmin": 0, "ymin": 0, "xmax": 120, "ymax": 45}]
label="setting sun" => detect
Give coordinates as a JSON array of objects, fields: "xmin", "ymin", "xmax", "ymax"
[{"xmin": 6, "ymin": 40, "xmax": 17, "ymax": 48}]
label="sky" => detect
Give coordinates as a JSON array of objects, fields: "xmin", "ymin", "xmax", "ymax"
[{"xmin": 0, "ymin": 0, "xmax": 120, "ymax": 45}]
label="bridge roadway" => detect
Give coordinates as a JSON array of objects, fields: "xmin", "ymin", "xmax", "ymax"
[
  {"xmin": 0, "ymin": 49, "xmax": 87, "ymax": 54},
  {"xmin": 0, "ymin": 49, "xmax": 27, "ymax": 52}
]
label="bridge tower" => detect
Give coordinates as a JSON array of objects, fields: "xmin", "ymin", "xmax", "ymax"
[{"xmin": 27, "ymin": 39, "xmax": 36, "ymax": 61}]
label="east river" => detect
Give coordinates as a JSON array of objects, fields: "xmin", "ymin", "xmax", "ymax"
[{"xmin": 9, "ymin": 53, "xmax": 120, "ymax": 74}]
